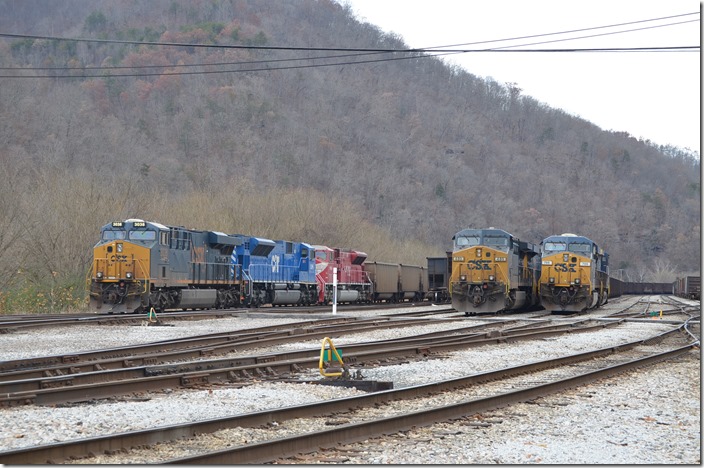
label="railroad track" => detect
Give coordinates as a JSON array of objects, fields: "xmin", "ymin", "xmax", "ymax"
[
  {"xmin": 0, "ymin": 301, "xmax": 453, "ymax": 333},
  {"xmin": 1, "ymin": 316, "xmax": 617, "ymax": 407},
  {"xmin": 0, "ymin": 314, "xmax": 458, "ymax": 373},
  {"xmin": 0, "ymin": 325, "xmax": 695, "ymax": 464}
]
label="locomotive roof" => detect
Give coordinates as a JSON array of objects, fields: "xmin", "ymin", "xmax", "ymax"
[
  {"xmin": 541, "ymin": 233, "xmax": 595, "ymax": 246},
  {"xmin": 452, "ymin": 227, "xmax": 514, "ymax": 240}
]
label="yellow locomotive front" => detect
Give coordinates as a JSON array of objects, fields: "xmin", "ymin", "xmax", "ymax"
[
  {"xmin": 89, "ymin": 220, "xmax": 152, "ymax": 313},
  {"xmin": 450, "ymin": 228, "xmax": 540, "ymax": 315},
  {"xmin": 539, "ymin": 233, "xmax": 609, "ymax": 313}
]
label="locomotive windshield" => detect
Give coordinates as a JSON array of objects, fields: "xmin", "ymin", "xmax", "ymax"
[
  {"xmin": 128, "ymin": 230, "xmax": 157, "ymax": 241},
  {"xmin": 483, "ymin": 235, "xmax": 509, "ymax": 248},
  {"xmin": 455, "ymin": 235, "xmax": 480, "ymax": 248},
  {"xmin": 102, "ymin": 230, "xmax": 126, "ymax": 240},
  {"xmin": 543, "ymin": 241, "xmax": 567, "ymax": 253},
  {"xmin": 315, "ymin": 251, "xmax": 330, "ymax": 261},
  {"xmin": 568, "ymin": 242, "xmax": 592, "ymax": 254}
]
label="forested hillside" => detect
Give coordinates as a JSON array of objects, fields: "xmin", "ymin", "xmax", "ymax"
[{"xmin": 0, "ymin": 0, "xmax": 699, "ymax": 312}]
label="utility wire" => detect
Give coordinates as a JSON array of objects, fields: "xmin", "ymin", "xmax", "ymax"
[
  {"xmin": 0, "ymin": 12, "xmax": 698, "ymax": 78},
  {"xmin": 0, "ymin": 46, "xmax": 696, "ymax": 79},
  {"xmin": 0, "ymin": 17, "xmax": 698, "ymax": 72},
  {"xmin": 421, "ymin": 11, "xmax": 699, "ymax": 49}
]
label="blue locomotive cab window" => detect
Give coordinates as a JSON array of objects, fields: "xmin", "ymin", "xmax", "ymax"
[
  {"xmin": 102, "ymin": 230, "xmax": 126, "ymax": 240},
  {"xmin": 129, "ymin": 230, "xmax": 156, "ymax": 241}
]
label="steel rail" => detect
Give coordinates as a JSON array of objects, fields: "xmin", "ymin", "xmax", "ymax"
[
  {"xmin": 166, "ymin": 344, "xmax": 695, "ymax": 465},
  {"xmin": 0, "ymin": 315, "xmax": 472, "ymax": 381},
  {"xmin": 0, "ymin": 320, "xmax": 614, "ymax": 404},
  {"xmin": 0, "ymin": 315, "xmax": 455, "ymax": 374},
  {"xmin": 0, "ymin": 323, "xmax": 656, "ymax": 407},
  {"xmin": 0, "ymin": 329, "xmax": 693, "ymax": 465}
]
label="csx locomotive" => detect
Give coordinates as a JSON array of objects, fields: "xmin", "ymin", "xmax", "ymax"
[
  {"xmin": 89, "ymin": 219, "xmax": 318, "ymax": 313},
  {"xmin": 450, "ymin": 228, "xmax": 541, "ymax": 315},
  {"xmin": 89, "ymin": 219, "xmax": 430, "ymax": 313},
  {"xmin": 538, "ymin": 233, "xmax": 609, "ymax": 313}
]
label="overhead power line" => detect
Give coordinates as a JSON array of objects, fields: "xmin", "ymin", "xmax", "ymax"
[{"xmin": 0, "ymin": 12, "xmax": 698, "ymax": 78}]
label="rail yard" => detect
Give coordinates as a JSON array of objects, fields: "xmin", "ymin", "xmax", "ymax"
[{"xmin": 0, "ymin": 294, "xmax": 699, "ymax": 464}]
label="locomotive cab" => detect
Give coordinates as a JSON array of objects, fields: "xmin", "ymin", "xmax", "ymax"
[
  {"xmin": 539, "ymin": 233, "xmax": 609, "ymax": 313},
  {"xmin": 450, "ymin": 228, "xmax": 540, "ymax": 315},
  {"xmin": 90, "ymin": 219, "xmax": 160, "ymax": 313}
]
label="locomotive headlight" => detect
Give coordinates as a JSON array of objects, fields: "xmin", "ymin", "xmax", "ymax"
[
  {"xmin": 574, "ymin": 278, "xmax": 580, "ymax": 284},
  {"xmin": 460, "ymin": 275, "xmax": 467, "ymax": 282},
  {"xmin": 117, "ymin": 243, "xmax": 123, "ymax": 253},
  {"xmin": 96, "ymin": 271, "xmax": 104, "ymax": 279},
  {"xmin": 563, "ymin": 254, "xmax": 569, "ymax": 262},
  {"xmin": 489, "ymin": 275, "xmax": 495, "ymax": 281},
  {"xmin": 549, "ymin": 277, "xmax": 555, "ymax": 284},
  {"xmin": 126, "ymin": 272, "xmax": 133, "ymax": 279}
]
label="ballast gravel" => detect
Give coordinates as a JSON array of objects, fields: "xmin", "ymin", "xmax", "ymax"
[{"xmin": 0, "ymin": 298, "xmax": 700, "ymax": 464}]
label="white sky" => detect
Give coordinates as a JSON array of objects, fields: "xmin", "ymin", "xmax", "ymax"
[{"xmin": 340, "ymin": 0, "xmax": 701, "ymax": 154}]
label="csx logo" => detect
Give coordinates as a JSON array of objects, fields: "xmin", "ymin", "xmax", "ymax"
[
  {"xmin": 554, "ymin": 263, "xmax": 577, "ymax": 272},
  {"xmin": 110, "ymin": 255, "xmax": 128, "ymax": 262},
  {"xmin": 467, "ymin": 260, "xmax": 491, "ymax": 270}
]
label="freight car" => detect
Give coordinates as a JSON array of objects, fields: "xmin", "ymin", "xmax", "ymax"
[
  {"xmin": 425, "ymin": 252, "xmax": 452, "ymax": 303},
  {"xmin": 365, "ymin": 262, "xmax": 427, "ymax": 303},
  {"xmin": 673, "ymin": 276, "xmax": 700, "ymax": 300},
  {"xmin": 609, "ymin": 277, "xmax": 623, "ymax": 299},
  {"xmin": 450, "ymin": 228, "xmax": 541, "ymax": 315},
  {"xmin": 539, "ymin": 233, "xmax": 609, "ymax": 313}
]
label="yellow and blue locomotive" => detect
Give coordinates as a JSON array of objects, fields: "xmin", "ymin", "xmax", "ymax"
[
  {"xmin": 450, "ymin": 228, "xmax": 541, "ymax": 315},
  {"xmin": 89, "ymin": 219, "xmax": 319, "ymax": 313},
  {"xmin": 89, "ymin": 219, "xmax": 243, "ymax": 313},
  {"xmin": 538, "ymin": 233, "xmax": 609, "ymax": 313}
]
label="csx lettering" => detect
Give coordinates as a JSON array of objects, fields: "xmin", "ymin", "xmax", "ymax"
[
  {"xmin": 554, "ymin": 263, "xmax": 576, "ymax": 272},
  {"xmin": 467, "ymin": 260, "xmax": 491, "ymax": 270},
  {"xmin": 110, "ymin": 255, "xmax": 128, "ymax": 262}
]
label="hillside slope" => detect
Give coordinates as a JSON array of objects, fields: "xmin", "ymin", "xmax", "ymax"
[{"xmin": 0, "ymin": 0, "xmax": 699, "ymax": 311}]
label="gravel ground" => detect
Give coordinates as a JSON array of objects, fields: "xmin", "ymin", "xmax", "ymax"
[{"xmin": 0, "ymin": 298, "xmax": 700, "ymax": 464}]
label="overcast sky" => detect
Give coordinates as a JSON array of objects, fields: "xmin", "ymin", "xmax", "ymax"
[{"xmin": 340, "ymin": 0, "xmax": 700, "ymax": 154}]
